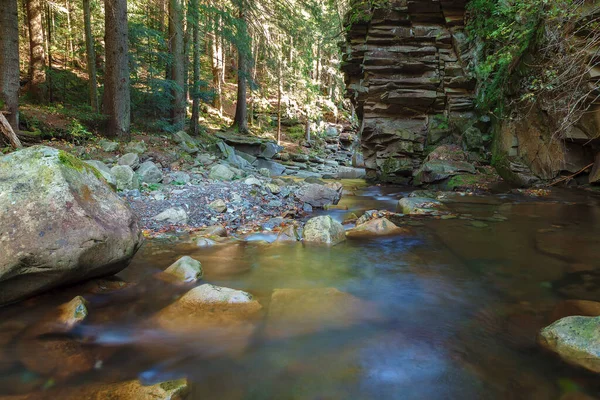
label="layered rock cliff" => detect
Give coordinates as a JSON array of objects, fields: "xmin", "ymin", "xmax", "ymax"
[{"xmin": 341, "ymin": 0, "xmax": 477, "ymax": 183}]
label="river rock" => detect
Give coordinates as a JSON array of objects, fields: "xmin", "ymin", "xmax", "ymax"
[
  {"xmin": 163, "ymin": 256, "xmax": 203, "ymax": 283},
  {"xmin": 539, "ymin": 316, "xmax": 600, "ymax": 373},
  {"xmin": 346, "ymin": 217, "xmax": 408, "ymax": 238},
  {"xmin": 303, "ymin": 216, "xmax": 346, "ymax": 245},
  {"xmin": 266, "ymin": 183, "xmax": 281, "ymax": 194},
  {"xmin": 209, "ymin": 199, "xmax": 227, "ymax": 213},
  {"xmin": 0, "ymin": 379, "xmax": 189, "ymax": 400},
  {"xmin": 152, "ymin": 284, "xmax": 262, "ymax": 355},
  {"xmin": 84, "ymin": 160, "xmax": 116, "ymax": 188},
  {"xmin": 117, "ymin": 153, "xmax": 140, "ymax": 169},
  {"xmin": 0, "ymin": 147, "xmax": 142, "ymax": 305},
  {"xmin": 153, "ymin": 207, "xmax": 188, "ymax": 224},
  {"xmin": 275, "ymin": 225, "xmax": 301, "ymax": 242},
  {"xmin": 252, "ymin": 159, "xmax": 286, "ymax": 176},
  {"xmin": 111, "ymin": 165, "xmax": 139, "ymax": 191},
  {"xmin": 296, "ymin": 183, "xmax": 342, "ymax": 208},
  {"xmin": 397, "ymin": 197, "xmax": 448, "ymax": 215},
  {"xmin": 98, "ymin": 139, "xmax": 119, "ymax": 152},
  {"xmin": 137, "ymin": 161, "xmax": 163, "ymax": 184},
  {"xmin": 209, "ymin": 164, "xmax": 235, "ymax": 181},
  {"xmin": 173, "ymin": 131, "xmax": 199, "ymax": 154},
  {"xmin": 124, "ymin": 140, "xmax": 147, "ymax": 154},
  {"xmin": 244, "ymin": 176, "xmax": 262, "ymax": 186},
  {"xmin": 266, "ymin": 288, "xmax": 380, "ymax": 339},
  {"xmin": 166, "ymin": 171, "xmax": 191, "ymax": 185}
]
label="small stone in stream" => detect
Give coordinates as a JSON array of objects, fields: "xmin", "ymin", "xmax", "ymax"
[
  {"xmin": 303, "ymin": 216, "xmax": 346, "ymax": 245},
  {"xmin": 163, "ymin": 256, "xmax": 203, "ymax": 282},
  {"xmin": 470, "ymin": 221, "xmax": 489, "ymax": 228},
  {"xmin": 137, "ymin": 161, "xmax": 163, "ymax": 184},
  {"xmin": 117, "ymin": 153, "xmax": 140, "ymax": 169},
  {"xmin": 209, "ymin": 199, "xmax": 227, "ymax": 213},
  {"xmin": 266, "ymin": 183, "xmax": 281, "ymax": 194},
  {"xmin": 343, "ymin": 213, "xmax": 359, "ymax": 224},
  {"xmin": 397, "ymin": 197, "xmax": 447, "ymax": 215},
  {"xmin": 84, "ymin": 160, "xmax": 116, "ymax": 188},
  {"xmin": 153, "ymin": 207, "xmax": 188, "ymax": 224},
  {"xmin": 196, "ymin": 238, "xmax": 217, "ymax": 247},
  {"xmin": 111, "ymin": 165, "xmax": 139, "ymax": 191},
  {"xmin": 209, "ymin": 164, "xmax": 235, "ymax": 181},
  {"xmin": 539, "ymin": 316, "xmax": 600, "ymax": 373},
  {"xmin": 195, "ymin": 224, "xmax": 228, "ymax": 237},
  {"xmin": 124, "ymin": 140, "xmax": 147, "ymax": 154},
  {"xmin": 275, "ymin": 225, "xmax": 300, "ymax": 242},
  {"xmin": 259, "ymin": 168, "xmax": 271, "ymax": 177},
  {"xmin": 347, "ymin": 218, "xmax": 409, "ymax": 238},
  {"xmin": 173, "ymin": 131, "xmax": 199, "ymax": 154},
  {"xmin": 303, "ymin": 203, "xmax": 313, "ymax": 212},
  {"xmin": 244, "ymin": 176, "xmax": 262, "ymax": 186},
  {"xmin": 98, "ymin": 139, "xmax": 119, "ymax": 152}
]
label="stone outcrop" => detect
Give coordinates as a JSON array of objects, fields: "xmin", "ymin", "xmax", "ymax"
[{"xmin": 341, "ymin": 0, "xmax": 476, "ymax": 182}]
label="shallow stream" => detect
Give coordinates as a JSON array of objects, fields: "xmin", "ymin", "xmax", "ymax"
[{"xmin": 2, "ymin": 183, "xmax": 600, "ymax": 399}]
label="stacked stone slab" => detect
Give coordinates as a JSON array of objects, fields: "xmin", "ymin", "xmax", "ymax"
[{"xmin": 341, "ymin": 0, "xmax": 475, "ymax": 182}]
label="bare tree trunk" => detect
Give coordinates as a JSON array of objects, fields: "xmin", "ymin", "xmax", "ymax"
[
  {"xmin": 210, "ymin": 17, "xmax": 222, "ymax": 114},
  {"xmin": 26, "ymin": 0, "xmax": 46, "ymax": 102},
  {"xmin": 65, "ymin": 0, "xmax": 74, "ymax": 66},
  {"xmin": 190, "ymin": 0, "xmax": 200, "ymax": 136},
  {"xmin": 83, "ymin": 0, "xmax": 98, "ymax": 113},
  {"xmin": 233, "ymin": 0, "xmax": 249, "ymax": 133},
  {"xmin": 169, "ymin": 0, "xmax": 185, "ymax": 129},
  {"xmin": 104, "ymin": 0, "xmax": 131, "ymax": 138},
  {"xmin": 0, "ymin": 0, "xmax": 20, "ymax": 130},
  {"xmin": 277, "ymin": 60, "xmax": 282, "ymax": 145},
  {"xmin": 45, "ymin": 2, "xmax": 53, "ymax": 102},
  {"xmin": 0, "ymin": 112, "xmax": 23, "ymax": 149}
]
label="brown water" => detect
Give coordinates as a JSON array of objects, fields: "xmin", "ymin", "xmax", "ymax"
[{"xmin": 2, "ymin": 183, "xmax": 600, "ymax": 399}]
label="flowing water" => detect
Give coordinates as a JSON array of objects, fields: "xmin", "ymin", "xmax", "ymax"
[{"xmin": 2, "ymin": 182, "xmax": 600, "ymax": 399}]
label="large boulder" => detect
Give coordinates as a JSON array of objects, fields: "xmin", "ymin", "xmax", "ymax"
[
  {"xmin": 84, "ymin": 160, "xmax": 116, "ymax": 188},
  {"xmin": 539, "ymin": 316, "xmax": 600, "ymax": 373},
  {"xmin": 296, "ymin": 183, "xmax": 342, "ymax": 208},
  {"xmin": 0, "ymin": 146, "xmax": 142, "ymax": 305},
  {"xmin": 413, "ymin": 145, "xmax": 477, "ymax": 185},
  {"xmin": 303, "ymin": 216, "xmax": 346, "ymax": 245}
]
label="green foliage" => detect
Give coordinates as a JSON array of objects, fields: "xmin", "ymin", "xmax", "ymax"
[
  {"xmin": 287, "ymin": 124, "xmax": 305, "ymax": 141},
  {"xmin": 430, "ymin": 114, "xmax": 449, "ymax": 130},
  {"xmin": 466, "ymin": 0, "xmax": 575, "ymax": 113}
]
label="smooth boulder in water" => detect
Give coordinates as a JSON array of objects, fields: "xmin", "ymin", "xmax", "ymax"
[
  {"xmin": 0, "ymin": 146, "xmax": 142, "ymax": 306},
  {"xmin": 346, "ymin": 217, "xmax": 408, "ymax": 237},
  {"xmin": 303, "ymin": 216, "xmax": 346, "ymax": 245},
  {"xmin": 539, "ymin": 316, "xmax": 600, "ymax": 373}
]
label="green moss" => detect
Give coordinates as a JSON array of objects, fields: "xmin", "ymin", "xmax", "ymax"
[
  {"xmin": 446, "ymin": 174, "xmax": 483, "ymax": 190},
  {"xmin": 159, "ymin": 379, "xmax": 188, "ymax": 392},
  {"xmin": 58, "ymin": 150, "xmax": 103, "ymax": 180}
]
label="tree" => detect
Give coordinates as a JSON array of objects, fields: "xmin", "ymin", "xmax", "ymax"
[
  {"xmin": 0, "ymin": 0, "xmax": 20, "ymax": 130},
  {"xmin": 168, "ymin": 0, "xmax": 186, "ymax": 129},
  {"xmin": 104, "ymin": 0, "xmax": 131, "ymax": 138},
  {"xmin": 189, "ymin": 0, "xmax": 200, "ymax": 135},
  {"xmin": 26, "ymin": 0, "xmax": 46, "ymax": 101},
  {"xmin": 232, "ymin": 0, "xmax": 250, "ymax": 133},
  {"xmin": 83, "ymin": 0, "xmax": 99, "ymax": 112}
]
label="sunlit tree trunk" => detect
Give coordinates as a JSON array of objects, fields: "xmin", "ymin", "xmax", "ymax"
[
  {"xmin": 277, "ymin": 60, "xmax": 282, "ymax": 145},
  {"xmin": 104, "ymin": 0, "xmax": 131, "ymax": 138},
  {"xmin": 0, "ymin": 0, "xmax": 20, "ymax": 130},
  {"xmin": 169, "ymin": 0, "xmax": 185, "ymax": 129},
  {"xmin": 209, "ymin": 25, "xmax": 222, "ymax": 114},
  {"xmin": 26, "ymin": 0, "xmax": 46, "ymax": 102},
  {"xmin": 190, "ymin": 0, "xmax": 200, "ymax": 136},
  {"xmin": 233, "ymin": 0, "xmax": 249, "ymax": 133},
  {"xmin": 83, "ymin": 0, "xmax": 98, "ymax": 113}
]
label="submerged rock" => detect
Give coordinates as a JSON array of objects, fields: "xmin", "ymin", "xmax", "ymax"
[
  {"xmin": 163, "ymin": 256, "xmax": 203, "ymax": 283},
  {"xmin": 346, "ymin": 217, "xmax": 408, "ymax": 238},
  {"xmin": 0, "ymin": 146, "xmax": 142, "ymax": 305},
  {"xmin": 539, "ymin": 316, "xmax": 600, "ymax": 373},
  {"xmin": 397, "ymin": 197, "xmax": 448, "ymax": 215},
  {"xmin": 0, "ymin": 379, "xmax": 189, "ymax": 400},
  {"xmin": 303, "ymin": 216, "xmax": 346, "ymax": 245}
]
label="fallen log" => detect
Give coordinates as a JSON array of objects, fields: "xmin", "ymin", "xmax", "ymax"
[{"xmin": 0, "ymin": 112, "xmax": 23, "ymax": 149}]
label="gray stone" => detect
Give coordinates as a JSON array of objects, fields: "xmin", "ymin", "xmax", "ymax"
[
  {"xmin": 98, "ymin": 140, "xmax": 119, "ymax": 152},
  {"xmin": 164, "ymin": 256, "xmax": 203, "ymax": 282},
  {"xmin": 209, "ymin": 164, "xmax": 236, "ymax": 181},
  {"xmin": 252, "ymin": 159, "xmax": 286, "ymax": 176},
  {"xmin": 124, "ymin": 141, "xmax": 147, "ymax": 154},
  {"xmin": 397, "ymin": 197, "xmax": 447, "ymax": 215},
  {"xmin": 244, "ymin": 176, "xmax": 262, "ymax": 186},
  {"xmin": 303, "ymin": 216, "xmax": 346, "ymax": 245},
  {"xmin": 352, "ymin": 152, "xmax": 365, "ymax": 168},
  {"xmin": 208, "ymin": 199, "xmax": 227, "ymax": 213},
  {"xmin": 137, "ymin": 161, "xmax": 163, "ymax": 184},
  {"xmin": 0, "ymin": 146, "xmax": 142, "ymax": 305},
  {"xmin": 296, "ymin": 183, "xmax": 342, "ymax": 208},
  {"xmin": 259, "ymin": 142, "xmax": 282, "ymax": 159},
  {"xmin": 259, "ymin": 168, "xmax": 271, "ymax": 177},
  {"xmin": 237, "ymin": 151, "xmax": 257, "ymax": 164},
  {"xmin": 167, "ymin": 171, "xmax": 191, "ymax": 185},
  {"xmin": 174, "ymin": 131, "xmax": 199, "ymax": 154},
  {"xmin": 111, "ymin": 165, "xmax": 139, "ymax": 191},
  {"xmin": 153, "ymin": 207, "xmax": 188, "ymax": 224},
  {"xmin": 266, "ymin": 183, "xmax": 281, "ymax": 194},
  {"xmin": 117, "ymin": 153, "xmax": 140, "ymax": 169},
  {"xmin": 84, "ymin": 160, "xmax": 116, "ymax": 188}
]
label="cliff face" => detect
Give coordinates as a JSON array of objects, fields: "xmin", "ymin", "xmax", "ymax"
[{"xmin": 341, "ymin": 0, "xmax": 477, "ymax": 183}]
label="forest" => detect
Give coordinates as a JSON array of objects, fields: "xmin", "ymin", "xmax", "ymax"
[{"xmin": 0, "ymin": 0, "xmax": 350, "ymax": 144}]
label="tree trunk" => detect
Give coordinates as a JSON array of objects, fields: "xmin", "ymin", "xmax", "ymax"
[
  {"xmin": 26, "ymin": 0, "xmax": 46, "ymax": 102},
  {"xmin": 168, "ymin": 0, "xmax": 185, "ymax": 129},
  {"xmin": 190, "ymin": 0, "xmax": 200, "ymax": 136},
  {"xmin": 104, "ymin": 0, "xmax": 131, "ymax": 138},
  {"xmin": 277, "ymin": 60, "xmax": 282, "ymax": 145},
  {"xmin": 83, "ymin": 0, "xmax": 98, "ymax": 113},
  {"xmin": 0, "ymin": 0, "xmax": 20, "ymax": 130},
  {"xmin": 0, "ymin": 112, "xmax": 23, "ymax": 149},
  {"xmin": 233, "ymin": 0, "xmax": 249, "ymax": 133},
  {"xmin": 210, "ymin": 17, "xmax": 222, "ymax": 114},
  {"xmin": 46, "ymin": 2, "xmax": 53, "ymax": 103}
]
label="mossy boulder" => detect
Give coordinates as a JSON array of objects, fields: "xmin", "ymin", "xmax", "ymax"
[
  {"xmin": 0, "ymin": 146, "xmax": 142, "ymax": 306},
  {"xmin": 539, "ymin": 316, "xmax": 600, "ymax": 373}
]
